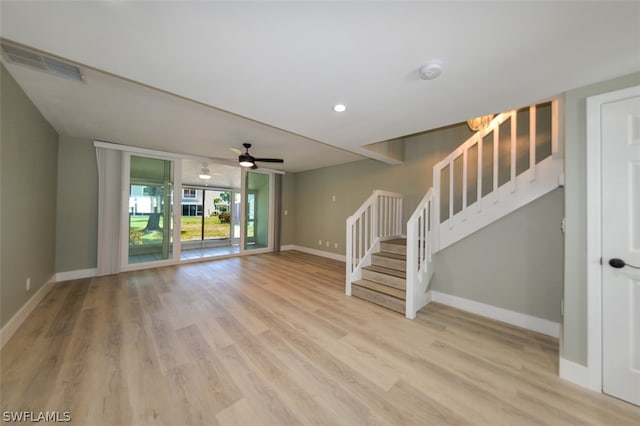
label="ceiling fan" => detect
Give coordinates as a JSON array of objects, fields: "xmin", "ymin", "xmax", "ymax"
[{"xmin": 234, "ymin": 143, "xmax": 284, "ymax": 169}]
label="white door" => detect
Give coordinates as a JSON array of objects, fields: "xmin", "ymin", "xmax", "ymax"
[{"xmin": 602, "ymin": 93, "xmax": 640, "ymax": 406}]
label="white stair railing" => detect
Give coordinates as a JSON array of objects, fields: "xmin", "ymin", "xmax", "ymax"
[
  {"xmin": 346, "ymin": 190, "xmax": 403, "ymax": 295},
  {"xmin": 406, "ymin": 188, "xmax": 434, "ymax": 319},
  {"xmin": 432, "ymin": 100, "xmax": 563, "ymax": 251},
  {"xmin": 404, "ymin": 99, "xmax": 563, "ymax": 318}
]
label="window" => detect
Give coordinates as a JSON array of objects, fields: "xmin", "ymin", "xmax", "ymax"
[{"xmin": 183, "ymin": 188, "xmax": 197, "ymax": 198}]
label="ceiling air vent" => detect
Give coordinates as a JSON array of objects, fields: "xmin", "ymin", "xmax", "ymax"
[{"xmin": 1, "ymin": 42, "xmax": 85, "ymax": 82}]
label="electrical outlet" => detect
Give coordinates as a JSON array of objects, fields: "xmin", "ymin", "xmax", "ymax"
[
  {"xmin": 332, "ymin": 195, "xmax": 336, "ymax": 202},
  {"xmin": 318, "ymin": 239, "xmax": 322, "ymax": 246},
  {"xmin": 326, "ymin": 241, "xmax": 330, "ymax": 247},
  {"xmin": 334, "ymin": 243, "xmax": 338, "ymax": 249},
  {"xmin": 284, "ymin": 210, "xmax": 288, "ymax": 216},
  {"xmin": 26, "ymin": 277, "xmax": 31, "ymax": 292}
]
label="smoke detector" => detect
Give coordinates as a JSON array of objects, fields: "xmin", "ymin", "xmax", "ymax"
[{"xmin": 418, "ymin": 62, "xmax": 442, "ymax": 80}]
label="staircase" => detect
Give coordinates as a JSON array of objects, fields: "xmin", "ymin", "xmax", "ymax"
[
  {"xmin": 352, "ymin": 239, "xmax": 407, "ymax": 313},
  {"xmin": 346, "ymin": 99, "xmax": 564, "ymax": 318}
]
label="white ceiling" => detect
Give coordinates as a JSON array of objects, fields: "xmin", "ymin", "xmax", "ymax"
[
  {"xmin": 1, "ymin": 1, "xmax": 639, "ymax": 172},
  {"xmin": 181, "ymin": 159, "xmax": 241, "ymax": 189}
]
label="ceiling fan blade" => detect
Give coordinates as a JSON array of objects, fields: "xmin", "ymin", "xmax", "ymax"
[
  {"xmin": 254, "ymin": 158, "xmax": 284, "ymax": 163},
  {"xmin": 251, "ymin": 164, "xmax": 258, "ymax": 170}
]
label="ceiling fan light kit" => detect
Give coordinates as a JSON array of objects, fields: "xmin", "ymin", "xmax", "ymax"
[
  {"xmin": 239, "ymin": 158, "xmax": 255, "ymax": 168},
  {"xmin": 199, "ymin": 166, "xmax": 212, "ymax": 179},
  {"xmin": 237, "ymin": 143, "xmax": 284, "ymax": 169}
]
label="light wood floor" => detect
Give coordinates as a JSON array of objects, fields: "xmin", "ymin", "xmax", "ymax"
[{"xmin": 1, "ymin": 251, "xmax": 639, "ymax": 425}]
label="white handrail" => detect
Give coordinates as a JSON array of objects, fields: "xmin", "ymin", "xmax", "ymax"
[
  {"xmin": 406, "ymin": 188, "xmax": 434, "ymax": 319},
  {"xmin": 346, "ymin": 190, "xmax": 403, "ymax": 295}
]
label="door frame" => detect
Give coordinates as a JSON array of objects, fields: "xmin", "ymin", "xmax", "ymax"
[
  {"xmin": 586, "ymin": 84, "xmax": 640, "ymax": 392},
  {"xmin": 240, "ymin": 169, "xmax": 275, "ymax": 254},
  {"xmin": 120, "ymin": 151, "xmax": 182, "ymax": 272}
]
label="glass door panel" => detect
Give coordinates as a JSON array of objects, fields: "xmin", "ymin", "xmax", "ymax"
[
  {"xmin": 233, "ymin": 192, "xmax": 241, "ymax": 241},
  {"xmin": 128, "ymin": 156, "xmax": 174, "ymax": 264},
  {"xmin": 204, "ymin": 190, "xmax": 231, "ymax": 240},
  {"xmin": 180, "ymin": 187, "xmax": 203, "ymax": 242},
  {"xmin": 244, "ymin": 171, "xmax": 270, "ymax": 251}
]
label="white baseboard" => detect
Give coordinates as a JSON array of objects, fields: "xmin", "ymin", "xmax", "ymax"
[
  {"xmin": 55, "ymin": 268, "xmax": 97, "ymax": 282},
  {"xmin": 559, "ymin": 357, "xmax": 590, "ymax": 389},
  {"xmin": 429, "ymin": 290, "xmax": 561, "ymax": 338},
  {"xmin": 281, "ymin": 245, "xmax": 346, "ymax": 262},
  {"xmin": 0, "ymin": 274, "xmax": 55, "ymax": 349}
]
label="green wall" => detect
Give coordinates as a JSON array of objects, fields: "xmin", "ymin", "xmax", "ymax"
[
  {"xmin": 281, "ymin": 173, "xmax": 295, "ymax": 246},
  {"xmin": 1, "ymin": 65, "xmax": 59, "ymax": 327},
  {"xmin": 562, "ymin": 71, "xmax": 640, "ymax": 366},
  {"xmin": 55, "ymin": 136, "xmax": 98, "ymax": 273},
  {"xmin": 432, "ymin": 188, "xmax": 564, "ymax": 322}
]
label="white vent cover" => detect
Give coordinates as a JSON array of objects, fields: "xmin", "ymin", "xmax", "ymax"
[{"xmin": 1, "ymin": 42, "xmax": 85, "ymax": 82}]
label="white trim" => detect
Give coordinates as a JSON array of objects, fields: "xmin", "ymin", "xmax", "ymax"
[
  {"xmin": 282, "ymin": 245, "xmax": 346, "ymax": 262},
  {"xmin": 93, "ymin": 140, "xmax": 285, "ymax": 174},
  {"xmin": 585, "ymin": 84, "xmax": 640, "ymax": 393},
  {"xmin": 55, "ymin": 268, "xmax": 97, "ymax": 282},
  {"xmin": 0, "ymin": 275, "xmax": 55, "ymax": 349},
  {"xmin": 559, "ymin": 357, "xmax": 590, "ymax": 389},
  {"xmin": 429, "ymin": 290, "xmax": 560, "ymax": 338}
]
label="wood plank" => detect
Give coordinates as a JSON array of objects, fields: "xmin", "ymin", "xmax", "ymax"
[
  {"xmin": 363, "ymin": 264, "xmax": 406, "ymax": 278},
  {"xmin": 352, "ymin": 285, "xmax": 405, "ymax": 313},
  {"xmin": 353, "ymin": 279, "xmax": 406, "ymax": 300},
  {"xmin": 371, "ymin": 253, "xmax": 406, "ymax": 270},
  {"xmin": 2, "ymin": 251, "xmax": 639, "ymax": 425}
]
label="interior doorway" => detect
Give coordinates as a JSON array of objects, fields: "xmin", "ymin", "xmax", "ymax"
[
  {"xmin": 601, "ymin": 92, "xmax": 640, "ymax": 406},
  {"xmin": 586, "ymin": 84, "xmax": 640, "ymax": 406}
]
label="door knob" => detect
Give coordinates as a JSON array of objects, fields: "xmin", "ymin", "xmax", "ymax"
[{"xmin": 609, "ymin": 258, "xmax": 640, "ymax": 269}]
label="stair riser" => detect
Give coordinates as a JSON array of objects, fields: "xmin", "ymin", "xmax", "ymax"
[
  {"xmin": 380, "ymin": 242, "xmax": 406, "ymax": 255},
  {"xmin": 362, "ymin": 270, "xmax": 405, "ymax": 290},
  {"xmin": 371, "ymin": 255, "xmax": 406, "ymax": 271},
  {"xmin": 353, "ymin": 279, "xmax": 406, "ymax": 300},
  {"xmin": 352, "ymin": 285, "xmax": 405, "ymax": 314}
]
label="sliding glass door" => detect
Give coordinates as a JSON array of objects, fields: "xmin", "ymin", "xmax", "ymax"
[
  {"xmin": 122, "ymin": 154, "xmax": 276, "ymax": 267},
  {"xmin": 244, "ymin": 171, "xmax": 271, "ymax": 251},
  {"xmin": 127, "ymin": 155, "xmax": 174, "ymax": 264}
]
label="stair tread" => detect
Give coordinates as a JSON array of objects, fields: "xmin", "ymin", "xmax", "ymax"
[
  {"xmin": 382, "ymin": 238, "xmax": 407, "ymax": 246},
  {"xmin": 373, "ymin": 251, "xmax": 406, "ymax": 260},
  {"xmin": 363, "ymin": 264, "xmax": 406, "ymax": 278},
  {"xmin": 353, "ymin": 279, "xmax": 406, "ymax": 300},
  {"xmin": 352, "ymin": 286, "xmax": 405, "ymax": 314}
]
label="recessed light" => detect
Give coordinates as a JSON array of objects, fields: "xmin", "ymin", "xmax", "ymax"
[{"xmin": 333, "ymin": 104, "xmax": 347, "ymax": 112}]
